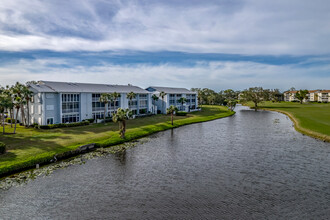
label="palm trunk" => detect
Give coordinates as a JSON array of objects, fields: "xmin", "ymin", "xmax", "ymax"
[
  {"xmin": 14, "ymin": 108, "xmax": 19, "ymax": 134},
  {"xmin": 254, "ymin": 103, "xmax": 258, "ymax": 111},
  {"xmin": 10, "ymin": 109, "xmax": 13, "ymax": 128},
  {"xmin": 122, "ymin": 120, "xmax": 126, "ymax": 138},
  {"xmin": 20, "ymin": 105, "xmax": 25, "ymax": 126},
  {"xmin": 171, "ymin": 113, "xmax": 173, "ymax": 125},
  {"xmin": 2, "ymin": 113, "xmax": 5, "ymax": 134},
  {"xmin": 27, "ymin": 100, "xmax": 30, "ymax": 127},
  {"xmin": 104, "ymin": 104, "xmax": 106, "ymax": 124}
]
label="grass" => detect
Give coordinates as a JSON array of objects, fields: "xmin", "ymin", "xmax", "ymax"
[
  {"xmin": 0, "ymin": 105, "xmax": 234, "ymax": 176},
  {"xmin": 245, "ymin": 101, "xmax": 330, "ymax": 142}
]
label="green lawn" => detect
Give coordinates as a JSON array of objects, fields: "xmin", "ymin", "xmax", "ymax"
[
  {"xmin": 245, "ymin": 101, "xmax": 330, "ymax": 141},
  {"xmin": 0, "ymin": 105, "xmax": 234, "ymax": 176}
]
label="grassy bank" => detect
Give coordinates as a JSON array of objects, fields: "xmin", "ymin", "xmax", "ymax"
[
  {"xmin": 245, "ymin": 101, "xmax": 330, "ymax": 142},
  {"xmin": 0, "ymin": 105, "xmax": 234, "ymax": 176}
]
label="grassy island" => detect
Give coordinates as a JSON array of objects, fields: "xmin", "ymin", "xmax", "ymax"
[
  {"xmin": 245, "ymin": 101, "xmax": 330, "ymax": 142},
  {"xmin": 0, "ymin": 105, "xmax": 234, "ymax": 177}
]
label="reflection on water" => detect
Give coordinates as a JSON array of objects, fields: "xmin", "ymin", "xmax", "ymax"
[{"xmin": 0, "ymin": 105, "xmax": 329, "ymax": 219}]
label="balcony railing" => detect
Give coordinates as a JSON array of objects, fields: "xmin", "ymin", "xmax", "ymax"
[
  {"xmin": 92, "ymin": 107, "xmax": 104, "ymax": 111},
  {"xmin": 62, "ymin": 108, "xmax": 79, "ymax": 113}
]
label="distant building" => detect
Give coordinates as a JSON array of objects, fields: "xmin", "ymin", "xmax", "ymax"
[
  {"xmin": 316, "ymin": 90, "xmax": 330, "ymax": 102},
  {"xmin": 146, "ymin": 86, "xmax": 198, "ymax": 113},
  {"xmin": 28, "ymin": 81, "xmax": 152, "ymax": 125},
  {"xmin": 284, "ymin": 89, "xmax": 329, "ymax": 103}
]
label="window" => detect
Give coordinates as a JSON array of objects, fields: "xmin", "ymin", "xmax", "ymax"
[
  {"xmin": 92, "ymin": 112, "xmax": 104, "ymax": 120},
  {"xmin": 31, "ymin": 105, "xmax": 34, "ymax": 114},
  {"xmin": 62, "ymin": 94, "xmax": 80, "ymax": 113},
  {"xmin": 62, "ymin": 114, "xmax": 80, "ymax": 123},
  {"xmin": 139, "ymin": 100, "xmax": 147, "ymax": 108},
  {"xmin": 47, "ymin": 118, "xmax": 54, "ymax": 125},
  {"xmin": 139, "ymin": 94, "xmax": 147, "ymax": 99},
  {"xmin": 38, "ymin": 105, "xmax": 42, "ymax": 114}
]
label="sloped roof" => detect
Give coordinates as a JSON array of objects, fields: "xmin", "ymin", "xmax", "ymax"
[
  {"xmin": 147, "ymin": 86, "xmax": 196, "ymax": 94},
  {"xmin": 31, "ymin": 81, "xmax": 150, "ymax": 94},
  {"xmin": 320, "ymin": 90, "xmax": 330, "ymax": 93}
]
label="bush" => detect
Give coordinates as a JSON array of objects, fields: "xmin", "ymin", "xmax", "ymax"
[
  {"xmin": 85, "ymin": 118, "xmax": 94, "ymax": 123},
  {"xmin": 5, "ymin": 118, "xmax": 19, "ymax": 123},
  {"xmin": 157, "ymin": 110, "xmax": 162, "ymax": 114},
  {"xmin": 176, "ymin": 111, "xmax": 187, "ymax": 116},
  {"xmin": 38, "ymin": 121, "xmax": 90, "ymax": 129},
  {"xmin": 0, "ymin": 142, "xmax": 6, "ymax": 154}
]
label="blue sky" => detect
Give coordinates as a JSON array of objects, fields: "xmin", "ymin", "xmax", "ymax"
[{"xmin": 0, "ymin": 0, "xmax": 330, "ymax": 91}]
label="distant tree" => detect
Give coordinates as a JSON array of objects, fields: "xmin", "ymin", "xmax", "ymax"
[
  {"xmin": 159, "ymin": 91, "xmax": 166, "ymax": 113},
  {"xmin": 22, "ymin": 85, "xmax": 34, "ymax": 127},
  {"xmin": 227, "ymin": 100, "xmax": 237, "ymax": 111},
  {"xmin": 295, "ymin": 89, "xmax": 309, "ymax": 104},
  {"xmin": 223, "ymin": 89, "xmax": 238, "ymax": 111},
  {"xmin": 167, "ymin": 105, "xmax": 178, "ymax": 125},
  {"xmin": 126, "ymin": 92, "xmax": 136, "ymax": 109},
  {"xmin": 151, "ymin": 94, "xmax": 159, "ymax": 114},
  {"xmin": 178, "ymin": 97, "xmax": 187, "ymax": 110},
  {"xmin": 289, "ymin": 87, "xmax": 296, "ymax": 91},
  {"xmin": 13, "ymin": 96, "xmax": 23, "ymax": 134},
  {"xmin": 240, "ymin": 87, "xmax": 270, "ymax": 111},
  {"xmin": 0, "ymin": 87, "xmax": 12, "ymax": 134},
  {"xmin": 270, "ymin": 89, "xmax": 282, "ymax": 103},
  {"xmin": 99, "ymin": 93, "xmax": 111, "ymax": 123},
  {"xmin": 112, "ymin": 108, "xmax": 132, "ymax": 138},
  {"xmin": 111, "ymin": 92, "xmax": 121, "ymax": 112}
]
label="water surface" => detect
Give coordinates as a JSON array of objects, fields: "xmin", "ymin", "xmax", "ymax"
[{"xmin": 0, "ymin": 105, "xmax": 329, "ymax": 219}]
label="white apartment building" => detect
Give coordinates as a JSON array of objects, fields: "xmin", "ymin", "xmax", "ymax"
[
  {"xmin": 28, "ymin": 81, "xmax": 152, "ymax": 125},
  {"xmin": 146, "ymin": 86, "xmax": 198, "ymax": 114}
]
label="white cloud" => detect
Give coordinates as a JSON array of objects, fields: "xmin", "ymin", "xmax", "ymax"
[
  {"xmin": 1, "ymin": 58, "xmax": 329, "ymax": 91},
  {"xmin": 0, "ymin": 0, "xmax": 329, "ymax": 55}
]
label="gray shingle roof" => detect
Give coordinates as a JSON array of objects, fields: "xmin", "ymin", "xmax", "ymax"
[
  {"xmin": 31, "ymin": 81, "xmax": 150, "ymax": 94},
  {"xmin": 147, "ymin": 86, "xmax": 196, "ymax": 94}
]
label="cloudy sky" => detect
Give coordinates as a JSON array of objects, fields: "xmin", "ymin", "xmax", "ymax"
[{"xmin": 0, "ymin": 0, "xmax": 330, "ymax": 91}]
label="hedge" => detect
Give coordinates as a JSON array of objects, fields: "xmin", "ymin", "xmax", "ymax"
[
  {"xmin": 39, "ymin": 121, "xmax": 90, "ymax": 129},
  {"xmin": 176, "ymin": 111, "xmax": 187, "ymax": 116}
]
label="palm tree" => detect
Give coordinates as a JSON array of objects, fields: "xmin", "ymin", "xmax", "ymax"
[
  {"xmin": 159, "ymin": 91, "xmax": 166, "ymax": 114},
  {"xmin": 167, "ymin": 105, "xmax": 178, "ymax": 125},
  {"xmin": 22, "ymin": 85, "xmax": 34, "ymax": 127},
  {"xmin": 126, "ymin": 92, "xmax": 136, "ymax": 109},
  {"xmin": 99, "ymin": 93, "xmax": 110, "ymax": 123},
  {"xmin": 151, "ymin": 94, "xmax": 159, "ymax": 114},
  {"xmin": 112, "ymin": 108, "xmax": 133, "ymax": 138},
  {"xmin": 112, "ymin": 92, "xmax": 121, "ymax": 112},
  {"xmin": 178, "ymin": 97, "xmax": 187, "ymax": 111},
  {"xmin": 0, "ymin": 87, "xmax": 12, "ymax": 134},
  {"xmin": 13, "ymin": 96, "xmax": 23, "ymax": 134},
  {"xmin": 12, "ymin": 82, "xmax": 25, "ymax": 126}
]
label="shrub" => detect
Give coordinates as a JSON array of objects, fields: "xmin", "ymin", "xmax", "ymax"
[
  {"xmin": 38, "ymin": 121, "xmax": 90, "ymax": 129},
  {"xmin": 5, "ymin": 118, "xmax": 19, "ymax": 123},
  {"xmin": 85, "ymin": 118, "xmax": 95, "ymax": 123},
  {"xmin": 139, "ymin": 109, "xmax": 146, "ymax": 114},
  {"xmin": 0, "ymin": 142, "xmax": 6, "ymax": 154},
  {"xmin": 176, "ymin": 111, "xmax": 187, "ymax": 116}
]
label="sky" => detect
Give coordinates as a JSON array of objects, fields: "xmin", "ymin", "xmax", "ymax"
[{"xmin": 0, "ymin": 0, "xmax": 330, "ymax": 91}]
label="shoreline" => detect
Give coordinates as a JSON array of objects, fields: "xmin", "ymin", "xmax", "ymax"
[
  {"xmin": 0, "ymin": 106, "xmax": 235, "ymax": 178},
  {"xmin": 250, "ymin": 106, "xmax": 330, "ymax": 143}
]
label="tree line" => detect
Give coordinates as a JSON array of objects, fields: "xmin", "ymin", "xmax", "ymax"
[
  {"xmin": 191, "ymin": 87, "xmax": 283, "ymax": 111},
  {"xmin": 0, "ymin": 82, "xmax": 34, "ymax": 134}
]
